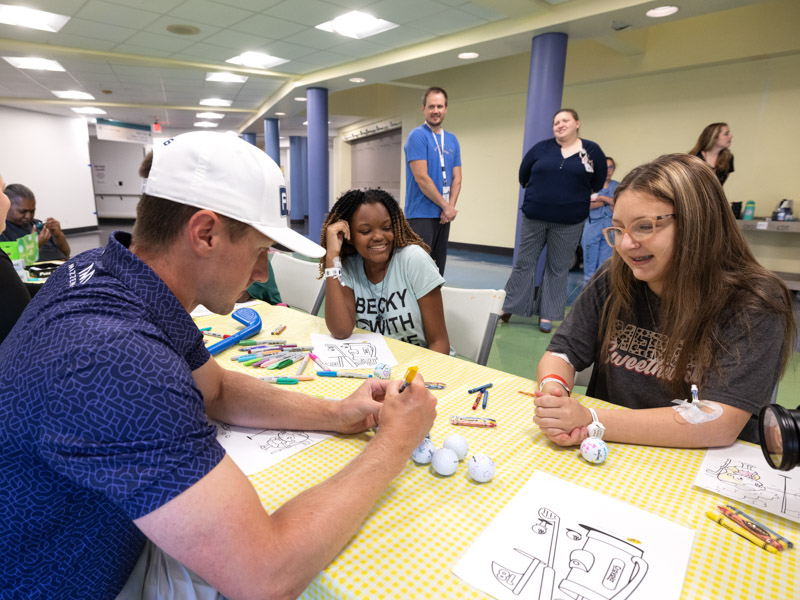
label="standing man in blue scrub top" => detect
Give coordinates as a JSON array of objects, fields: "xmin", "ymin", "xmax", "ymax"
[
  {"xmin": 0, "ymin": 131, "xmax": 437, "ymax": 600},
  {"xmin": 404, "ymin": 86, "xmax": 462, "ymax": 276}
]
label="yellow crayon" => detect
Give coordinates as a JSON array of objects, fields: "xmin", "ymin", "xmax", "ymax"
[{"xmin": 705, "ymin": 511, "xmax": 777, "ymax": 554}]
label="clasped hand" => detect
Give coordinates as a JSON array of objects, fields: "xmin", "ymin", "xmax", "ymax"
[
  {"xmin": 532, "ymin": 388, "xmax": 591, "ymax": 446},
  {"xmin": 337, "ymin": 377, "xmax": 437, "ymax": 452}
]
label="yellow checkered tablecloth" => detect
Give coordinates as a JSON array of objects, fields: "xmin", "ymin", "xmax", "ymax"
[{"xmin": 195, "ymin": 303, "xmax": 799, "ymax": 600}]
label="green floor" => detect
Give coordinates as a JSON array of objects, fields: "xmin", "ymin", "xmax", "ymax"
[{"xmin": 485, "ymin": 314, "xmax": 800, "ymax": 411}]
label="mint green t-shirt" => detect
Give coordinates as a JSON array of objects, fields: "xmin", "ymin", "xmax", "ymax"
[{"xmin": 341, "ymin": 245, "xmax": 444, "ymax": 347}]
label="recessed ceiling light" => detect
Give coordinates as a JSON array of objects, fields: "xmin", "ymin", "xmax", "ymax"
[
  {"xmin": 71, "ymin": 107, "xmax": 106, "ymax": 115},
  {"xmin": 316, "ymin": 10, "xmax": 398, "ymax": 39},
  {"xmin": 274, "ymin": 112, "xmax": 286, "ymax": 116},
  {"xmin": 196, "ymin": 112, "xmax": 224, "ymax": 119},
  {"xmin": 646, "ymin": 6, "xmax": 679, "ymax": 18},
  {"xmin": 0, "ymin": 4, "xmax": 70, "ymax": 32},
  {"xmin": 3, "ymin": 56, "xmax": 64, "ymax": 71},
  {"xmin": 52, "ymin": 90, "xmax": 95, "ymax": 100},
  {"xmin": 206, "ymin": 72, "xmax": 248, "ymax": 83},
  {"xmin": 194, "ymin": 121, "xmax": 218, "ymax": 128},
  {"xmin": 458, "ymin": 52, "xmax": 479, "ymax": 60},
  {"xmin": 349, "ymin": 77, "xmax": 366, "ymax": 83},
  {"xmin": 166, "ymin": 24, "xmax": 200, "ymax": 35},
  {"xmin": 294, "ymin": 97, "xmax": 307, "ymax": 102},
  {"xmin": 226, "ymin": 51, "xmax": 288, "ymax": 70},
  {"xmin": 199, "ymin": 98, "xmax": 232, "ymax": 107}
]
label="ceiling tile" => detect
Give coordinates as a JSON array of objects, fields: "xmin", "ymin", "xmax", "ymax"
[
  {"xmin": 171, "ymin": 42, "xmax": 243, "ymax": 61},
  {"xmin": 76, "ymin": 0, "xmax": 163, "ymax": 29},
  {"xmin": 167, "ymin": 0, "xmax": 255, "ymax": 28},
  {"xmin": 329, "ymin": 39, "xmax": 386, "ymax": 58},
  {"xmin": 44, "ymin": 33, "xmax": 119, "ymax": 52},
  {"xmin": 406, "ymin": 7, "xmax": 488, "ymax": 35},
  {"xmin": 200, "ymin": 29, "xmax": 276, "ymax": 51},
  {"xmin": 264, "ymin": 0, "xmax": 343, "ymax": 27},
  {"xmin": 362, "ymin": 25, "xmax": 435, "ymax": 48},
  {"xmin": 101, "ymin": 0, "xmax": 184, "ymax": 11},
  {"xmin": 60, "ymin": 17, "xmax": 139, "ymax": 43},
  {"xmin": 298, "ymin": 49, "xmax": 353, "ymax": 67},
  {"xmin": 459, "ymin": 1, "xmax": 508, "ymax": 21},
  {"xmin": 143, "ymin": 16, "xmax": 222, "ymax": 42},
  {"xmin": 368, "ymin": 0, "xmax": 447, "ymax": 25},
  {"xmin": 229, "ymin": 13, "xmax": 307, "ymax": 38},
  {"xmin": 111, "ymin": 44, "xmax": 177, "ymax": 58},
  {"xmin": 281, "ymin": 29, "xmax": 348, "ymax": 51},
  {"xmin": 258, "ymin": 39, "xmax": 319, "ymax": 60},
  {"xmin": 215, "ymin": 0, "xmax": 282, "ymax": 10},
  {"xmin": 120, "ymin": 31, "xmax": 199, "ymax": 52},
  {"xmin": 21, "ymin": 0, "xmax": 88, "ymax": 14}
]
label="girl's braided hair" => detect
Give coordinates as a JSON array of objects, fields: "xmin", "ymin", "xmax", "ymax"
[{"xmin": 318, "ymin": 189, "xmax": 430, "ymax": 277}]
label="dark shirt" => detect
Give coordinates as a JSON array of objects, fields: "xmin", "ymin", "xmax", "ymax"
[
  {"xmin": 695, "ymin": 152, "xmax": 734, "ymax": 185},
  {"xmin": 519, "ymin": 138, "xmax": 607, "ymax": 225},
  {"xmin": 0, "ymin": 232, "xmax": 224, "ymax": 598},
  {"xmin": 0, "ymin": 249, "xmax": 31, "ymax": 344},
  {"xmin": 0, "ymin": 220, "xmax": 67, "ymax": 261}
]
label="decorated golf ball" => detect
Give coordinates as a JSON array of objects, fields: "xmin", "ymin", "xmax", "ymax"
[
  {"xmin": 411, "ymin": 437, "xmax": 436, "ymax": 464},
  {"xmin": 373, "ymin": 363, "xmax": 392, "ymax": 379},
  {"xmin": 431, "ymin": 447, "xmax": 459, "ymax": 476},
  {"xmin": 443, "ymin": 434, "xmax": 469, "ymax": 460},
  {"xmin": 580, "ymin": 437, "xmax": 608, "ymax": 464},
  {"xmin": 467, "ymin": 454, "xmax": 496, "ymax": 483}
]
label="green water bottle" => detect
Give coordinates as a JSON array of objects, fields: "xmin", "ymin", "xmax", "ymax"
[{"xmin": 743, "ymin": 200, "xmax": 755, "ymax": 220}]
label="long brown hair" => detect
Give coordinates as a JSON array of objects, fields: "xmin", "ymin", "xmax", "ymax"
[
  {"xmin": 318, "ymin": 189, "xmax": 429, "ymax": 277},
  {"xmin": 689, "ymin": 122, "xmax": 733, "ymax": 174},
  {"xmin": 599, "ymin": 154, "xmax": 795, "ymax": 392}
]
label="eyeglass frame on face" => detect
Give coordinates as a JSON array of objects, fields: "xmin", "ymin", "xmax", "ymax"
[{"xmin": 602, "ymin": 213, "xmax": 676, "ymax": 248}]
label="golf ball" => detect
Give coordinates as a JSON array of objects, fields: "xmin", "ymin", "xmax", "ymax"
[
  {"xmin": 373, "ymin": 362, "xmax": 392, "ymax": 379},
  {"xmin": 580, "ymin": 437, "xmax": 608, "ymax": 464},
  {"xmin": 443, "ymin": 434, "xmax": 469, "ymax": 460},
  {"xmin": 468, "ymin": 454, "xmax": 495, "ymax": 483},
  {"xmin": 411, "ymin": 437, "xmax": 436, "ymax": 464},
  {"xmin": 431, "ymin": 447, "xmax": 459, "ymax": 476}
]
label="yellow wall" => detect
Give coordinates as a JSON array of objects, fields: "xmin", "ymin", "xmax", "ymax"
[{"xmin": 332, "ymin": 0, "xmax": 800, "ymax": 274}]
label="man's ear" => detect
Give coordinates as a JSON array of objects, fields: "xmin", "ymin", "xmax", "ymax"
[{"xmin": 185, "ymin": 210, "xmax": 224, "ymax": 256}]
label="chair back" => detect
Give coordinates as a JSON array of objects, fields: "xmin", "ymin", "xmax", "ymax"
[
  {"xmin": 269, "ymin": 251, "xmax": 325, "ymax": 315},
  {"xmin": 440, "ymin": 286, "xmax": 505, "ymax": 365}
]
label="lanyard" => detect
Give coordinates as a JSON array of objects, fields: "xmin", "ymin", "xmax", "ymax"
[{"xmin": 425, "ymin": 123, "xmax": 447, "ymax": 187}]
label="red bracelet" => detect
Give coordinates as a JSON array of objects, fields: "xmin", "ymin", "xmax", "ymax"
[{"xmin": 538, "ymin": 373, "xmax": 571, "ymax": 394}]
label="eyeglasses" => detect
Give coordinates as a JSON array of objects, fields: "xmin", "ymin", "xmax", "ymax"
[{"xmin": 603, "ymin": 214, "xmax": 676, "ymax": 247}]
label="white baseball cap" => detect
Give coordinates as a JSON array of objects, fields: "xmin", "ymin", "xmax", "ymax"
[{"xmin": 142, "ymin": 131, "xmax": 324, "ymax": 258}]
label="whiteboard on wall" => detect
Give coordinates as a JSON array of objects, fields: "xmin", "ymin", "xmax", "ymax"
[{"xmin": 0, "ymin": 106, "xmax": 97, "ymax": 231}]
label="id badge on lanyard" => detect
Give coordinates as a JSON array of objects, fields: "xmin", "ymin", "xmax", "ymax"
[{"xmin": 431, "ymin": 127, "xmax": 450, "ymax": 201}]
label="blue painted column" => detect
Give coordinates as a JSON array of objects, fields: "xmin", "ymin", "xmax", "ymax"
[
  {"xmin": 299, "ymin": 136, "xmax": 309, "ymax": 218},
  {"xmin": 264, "ymin": 118, "xmax": 280, "ymax": 166},
  {"xmin": 289, "ymin": 136, "xmax": 305, "ymax": 222},
  {"xmin": 242, "ymin": 132, "xmax": 256, "ymax": 146},
  {"xmin": 306, "ymin": 87, "xmax": 329, "ymax": 244},
  {"xmin": 513, "ymin": 32, "xmax": 568, "ymax": 271}
]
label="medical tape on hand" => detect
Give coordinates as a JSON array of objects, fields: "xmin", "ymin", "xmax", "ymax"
[{"xmin": 671, "ymin": 399, "xmax": 723, "ymax": 424}]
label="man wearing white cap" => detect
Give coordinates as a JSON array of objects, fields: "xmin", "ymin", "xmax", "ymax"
[{"xmin": 0, "ymin": 132, "xmax": 437, "ymax": 599}]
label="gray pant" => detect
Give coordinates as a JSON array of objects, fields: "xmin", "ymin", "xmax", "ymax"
[
  {"xmin": 407, "ymin": 217, "xmax": 450, "ymax": 276},
  {"xmin": 115, "ymin": 540, "xmax": 228, "ymax": 600},
  {"xmin": 502, "ymin": 216, "xmax": 584, "ymax": 321}
]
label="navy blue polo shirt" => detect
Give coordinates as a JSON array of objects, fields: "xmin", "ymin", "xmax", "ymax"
[{"xmin": 0, "ymin": 232, "xmax": 225, "ymax": 599}]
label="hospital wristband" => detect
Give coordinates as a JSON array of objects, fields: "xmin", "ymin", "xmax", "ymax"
[
  {"xmin": 587, "ymin": 407, "xmax": 605, "ymax": 440},
  {"xmin": 324, "ymin": 267, "xmax": 342, "ymax": 279},
  {"xmin": 538, "ymin": 374, "xmax": 570, "ymax": 395}
]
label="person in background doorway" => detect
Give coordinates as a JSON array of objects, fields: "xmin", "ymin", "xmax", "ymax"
[
  {"xmin": 0, "ymin": 183, "xmax": 70, "ymax": 261},
  {"xmin": 581, "ymin": 157, "xmax": 619, "ymax": 284},
  {"xmin": 500, "ymin": 108, "xmax": 607, "ymax": 333},
  {"xmin": 689, "ymin": 122, "xmax": 734, "ymax": 185},
  {"xmin": 404, "ymin": 86, "xmax": 462, "ymax": 276}
]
